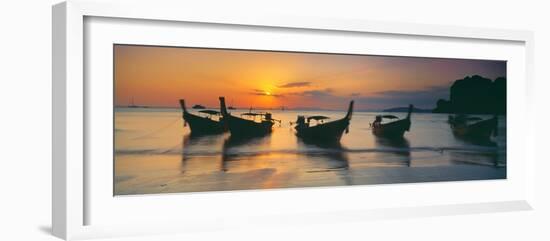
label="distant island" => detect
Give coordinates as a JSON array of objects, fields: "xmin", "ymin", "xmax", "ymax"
[
  {"xmin": 432, "ymin": 75, "xmax": 506, "ymax": 115},
  {"xmin": 383, "ymin": 107, "xmax": 432, "ymax": 113}
]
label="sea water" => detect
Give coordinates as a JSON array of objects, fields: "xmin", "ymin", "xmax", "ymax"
[{"xmin": 114, "ymin": 108, "xmax": 506, "ymax": 195}]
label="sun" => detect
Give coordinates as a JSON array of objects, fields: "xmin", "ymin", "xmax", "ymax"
[{"xmin": 264, "ymin": 90, "xmax": 272, "ymax": 96}]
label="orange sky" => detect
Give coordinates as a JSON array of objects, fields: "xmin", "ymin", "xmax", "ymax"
[{"xmin": 114, "ymin": 45, "xmax": 506, "ymax": 110}]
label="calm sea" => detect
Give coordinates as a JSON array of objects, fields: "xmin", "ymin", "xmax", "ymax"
[{"xmin": 114, "ymin": 107, "xmax": 506, "ymax": 195}]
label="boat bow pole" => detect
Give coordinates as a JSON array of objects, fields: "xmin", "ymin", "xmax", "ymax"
[
  {"xmin": 179, "ymin": 99, "xmax": 187, "ymax": 127},
  {"xmin": 345, "ymin": 100, "xmax": 354, "ymax": 133},
  {"xmin": 219, "ymin": 96, "xmax": 229, "ymax": 117},
  {"xmin": 406, "ymin": 104, "xmax": 414, "ymax": 119}
]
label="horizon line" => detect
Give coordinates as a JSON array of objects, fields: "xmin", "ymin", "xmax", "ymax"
[{"xmin": 114, "ymin": 105, "xmax": 435, "ymax": 112}]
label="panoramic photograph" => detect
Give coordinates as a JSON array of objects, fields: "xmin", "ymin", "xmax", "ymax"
[{"xmin": 113, "ymin": 44, "xmax": 506, "ymax": 195}]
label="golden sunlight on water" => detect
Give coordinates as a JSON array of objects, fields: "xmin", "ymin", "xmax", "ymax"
[{"xmin": 114, "ymin": 108, "xmax": 506, "ymax": 195}]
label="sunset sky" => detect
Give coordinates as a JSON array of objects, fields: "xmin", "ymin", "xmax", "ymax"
[{"xmin": 114, "ymin": 45, "xmax": 506, "ymax": 110}]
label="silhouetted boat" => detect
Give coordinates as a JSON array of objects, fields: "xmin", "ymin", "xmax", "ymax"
[
  {"xmin": 371, "ymin": 104, "xmax": 413, "ymax": 138},
  {"xmin": 192, "ymin": 104, "xmax": 206, "ymax": 109},
  {"xmin": 128, "ymin": 97, "xmax": 138, "ymax": 108},
  {"xmin": 293, "ymin": 101, "xmax": 354, "ymax": 143},
  {"xmin": 179, "ymin": 99, "xmax": 226, "ymax": 135},
  {"xmin": 448, "ymin": 114, "xmax": 497, "ymax": 140},
  {"xmin": 227, "ymin": 99, "xmax": 237, "ymax": 110},
  {"xmin": 127, "ymin": 97, "xmax": 148, "ymax": 108},
  {"xmin": 219, "ymin": 97, "xmax": 279, "ymax": 137}
]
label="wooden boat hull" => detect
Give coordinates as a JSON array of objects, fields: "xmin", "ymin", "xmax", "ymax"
[
  {"xmin": 372, "ymin": 104, "xmax": 413, "ymax": 139},
  {"xmin": 451, "ymin": 116, "xmax": 497, "ymax": 140},
  {"xmin": 224, "ymin": 115, "xmax": 273, "ymax": 137},
  {"xmin": 296, "ymin": 118, "xmax": 350, "ymax": 142},
  {"xmin": 295, "ymin": 101, "xmax": 354, "ymax": 143},
  {"xmin": 183, "ymin": 111, "xmax": 226, "ymax": 135},
  {"xmin": 180, "ymin": 99, "xmax": 226, "ymax": 135},
  {"xmin": 219, "ymin": 97, "xmax": 274, "ymax": 137},
  {"xmin": 372, "ymin": 118, "xmax": 411, "ymax": 138}
]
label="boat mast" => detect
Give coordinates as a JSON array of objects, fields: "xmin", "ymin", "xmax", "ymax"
[
  {"xmin": 179, "ymin": 99, "xmax": 188, "ymax": 113},
  {"xmin": 345, "ymin": 101, "xmax": 354, "ymax": 120},
  {"xmin": 219, "ymin": 97, "xmax": 229, "ymax": 116},
  {"xmin": 406, "ymin": 104, "xmax": 414, "ymax": 119}
]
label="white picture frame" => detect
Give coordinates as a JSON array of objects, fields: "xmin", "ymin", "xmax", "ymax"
[{"xmin": 52, "ymin": 0, "xmax": 535, "ymax": 240}]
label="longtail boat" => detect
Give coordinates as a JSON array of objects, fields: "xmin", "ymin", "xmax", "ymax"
[
  {"xmin": 179, "ymin": 99, "xmax": 226, "ymax": 135},
  {"xmin": 219, "ymin": 97, "xmax": 278, "ymax": 137},
  {"xmin": 294, "ymin": 101, "xmax": 354, "ymax": 143},
  {"xmin": 371, "ymin": 104, "xmax": 413, "ymax": 138},
  {"xmin": 448, "ymin": 114, "xmax": 498, "ymax": 140}
]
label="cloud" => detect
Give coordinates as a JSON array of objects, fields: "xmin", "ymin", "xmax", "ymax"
[
  {"xmin": 373, "ymin": 85, "xmax": 447, "ymax": 97},
  {"xmin": 282, "ymin": 85, "xmax": 449, "ymax": 110},
  {"xmin": 249, "ymin": 89, "xmax": 282, "ymax": 97},
  {"xmin": 290, "ymin": 88, "xmax": 335, "ymax": 98},
  {"xmin": 356, "ymin": 85, "xmax": 449, "ymax": 109},
  {"xmin": 278, "ymin": 81, "xmax": 311, "ymax": 88}
]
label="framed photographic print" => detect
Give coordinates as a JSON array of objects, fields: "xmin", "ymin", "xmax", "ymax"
[
  {"xmin": 113, "ymin": 44, "xmax": 507, "ymax": 195},
  {"xmin": 53, "ymin": 0, "xmax": 535, "ymax": 240}
]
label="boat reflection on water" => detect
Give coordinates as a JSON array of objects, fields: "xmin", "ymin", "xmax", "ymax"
[
  {"xmin": 180, "ymin": 133, "xmax": 224, "ymax": 174},
  {"xmin": 449, "ymin": 149, "xmax": 502, "ymax": 167},
  {"xmin": 457, "ymin": 137, "xmax": 498, "ymax": 150},
  {"xmin": 373, "ymin": 137, "xmax": 411, "ymax": 167},
  {"xmin": 297, "ymin": 139, "xmax": 352, "ymax": 185},
  {"xmin": 221, "ymin": 135, "xmax": 272, "ymax": 172},
  {"xmin": 453, "ymin": 133, "xmax": 498, "ymax": 147},
  {"xmin": 298, "ymin": 139, "xmax": 349, "ymax": 170}
]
